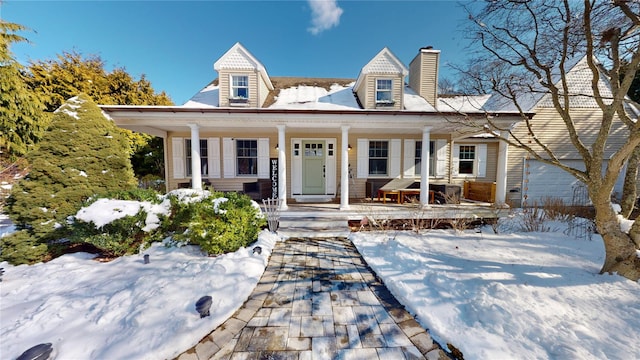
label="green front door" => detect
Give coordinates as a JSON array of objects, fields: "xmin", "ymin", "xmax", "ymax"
[{"xmin": 302, "ymin": 140, "xmax": 326, "ymax": 194}]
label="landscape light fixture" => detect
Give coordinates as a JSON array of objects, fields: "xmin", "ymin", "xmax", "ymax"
[
  {"xmin": 16, "ymin": 343, "xmax": 53, "ymax": 360},
  {"xmin": 0, "ymin": 267, "xmax": 4, "ymax": 282},
  {"xmin": 253, "ymin": 246, "xmax": 262, "ymax": 255},
  {"xmin": 143, "ymin": 254, "xmax": 150, "ymax": 264},
  {"xmin": 195, "ymin": 296, "xmax": 213, "ymax": 318}
]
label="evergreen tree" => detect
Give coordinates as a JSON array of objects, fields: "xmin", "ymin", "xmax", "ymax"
[
  {"xmin": 3, "ymin": 94, "xmax": 137, "ymax": 264},
  {"xmin": 0, "ymin": 20, "xmax": 46, "ymax": 158},
  {"xmin": 26, "ymin": 51, "xmax": 173, "ymax": 176}
]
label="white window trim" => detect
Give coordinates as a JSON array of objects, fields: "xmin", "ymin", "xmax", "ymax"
[
  {"xmin": 223, "ymin": 137, "xmax": 269, "ymax": 179},
  {"xmin": 229, "ymin": 74, "xmax": 249, "ymax": 104},
  {"xmin": 375, "ymin": 78, "xmax": 394, "ymax": 106},
  {"xmin": 185, "ymin": 138, "xmax": 209, "ymax": 177},
  {"xmin": 405, "ymin": 140, "xmax": 436, "ymax": 178},
  {"xmin": 173, "ymin": 137, "xmax": 221, "ymax": 180},
  {"xmin": 452, "ymin": 143, "xmax": 487, "ymax": 178},
  {"xmin": 357, "ymin": 138, "xmax": 401, "ymax": 178}
]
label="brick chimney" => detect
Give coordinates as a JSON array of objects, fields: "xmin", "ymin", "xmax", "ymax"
[{"xmin": 409, "ymin": 46, "xmax": 440, "ymax": 108}]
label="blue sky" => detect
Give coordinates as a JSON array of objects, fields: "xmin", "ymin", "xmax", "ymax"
[{"xmin": 2, "ymin": 1, "xmax": 475, "ymax": 105}]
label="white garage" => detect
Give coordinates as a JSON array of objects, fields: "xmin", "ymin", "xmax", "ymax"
[{"xmin": 520, "ymin": 159, "xmax": 625, "ymax": 206}]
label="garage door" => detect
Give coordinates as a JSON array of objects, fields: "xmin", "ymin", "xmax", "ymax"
[{"xmin": 522, "ymin": 159, "xmax": 624, "ymax": 206}]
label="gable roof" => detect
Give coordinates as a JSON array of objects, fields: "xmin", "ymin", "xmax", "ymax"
[
  {"xmin": 213, "ymin": 42, "xmax": 274, "ymax": 90},
  {"xmin": 354, "ymin": 47, "xmax": 409, "ymax": 91},
  {"xmin": 483, "ymin": 55, "xmax": 613, "ymax": 112}
]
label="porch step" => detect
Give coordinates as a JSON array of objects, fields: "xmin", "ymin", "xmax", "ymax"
[{"xmin": 277, "ymin": 216, "xmax": 351, "ymax": 239}]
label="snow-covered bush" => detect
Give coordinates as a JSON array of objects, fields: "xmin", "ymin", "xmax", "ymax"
[
  {"xmin": 168, "ymin": 191, "xmax": 266, "ymax": 255},
  {"xmin": 69, "ymin": 189, "xmax": 265, "ymax": 258}
]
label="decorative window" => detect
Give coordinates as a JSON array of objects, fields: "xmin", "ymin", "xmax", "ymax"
[
  {"xmin": 369, "ymin": 140, "xmax": 388, "ymax": 175},
  {"xmin": 458, "ymin": 145, "xmax": 476, "ymax": 175},
  {"xmin": 415, "ymin": 141, "xmax": 435, "ymax": 176},
  {"xmin": 236, "ymin": 139, "xmax": 258, "ymax": 176},
  {"xmin": 231, "ymin": 75, "xmax": 249, "ymax": 100},
  {"xmin": 186, "ymin": 139, "xmax": 208, "ymax": 176},
  {"xmin": 375, "ymin": 79, "xmax": 394, "ymax": 105}
]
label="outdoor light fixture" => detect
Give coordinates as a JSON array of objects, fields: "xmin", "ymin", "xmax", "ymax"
[
  {"xmin": 275, "ymin": 144, "xmax": 279, "ymax": 149},
  {"xmin": 16, "ymin": 343, "xmax": 53, "ymax": 360},
  {"xmin": 0, "ymin": 267, "xmax": 4, "ymax": 282},
  {"xmin": 195, "ymin": 296, "xmax": 213, "ymax": 318},
  {"xmin": 348, "ymin": 144, "xmax": 352, "ymax": 151},
  {"xmin": 143, "ymin": 254, "xmax": 150, "ymax": 264},
  {"xmin": 253, "ymin": 246, "xmax": 262, "ymax": 255}
]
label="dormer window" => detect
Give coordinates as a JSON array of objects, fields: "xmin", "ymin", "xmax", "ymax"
[
  {"xmin": 376, "ymin": 79, "xmax": 394, "ymax": 106},
  {"xmin": 230, "ymin": 75, "xmax": 249, "ymax": 104}
]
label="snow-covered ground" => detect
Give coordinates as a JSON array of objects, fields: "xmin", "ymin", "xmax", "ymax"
[{"xmin": 2, "ymin": 206, "xmax": 640, "ymax": 359}]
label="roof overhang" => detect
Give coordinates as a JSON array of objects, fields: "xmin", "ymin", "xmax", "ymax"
[{"xmin": 100, "ymin": 105, "xmax": 528, "ymax": 138}]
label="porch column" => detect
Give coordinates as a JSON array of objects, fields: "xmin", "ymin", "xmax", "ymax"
[
  {"xmin": 420, "ymin": 127, "xmax": 432, "ymax": 206},
  {"xmin": 340, "ymin": 125, "xmax": 350, "ymax": 210},
  {"xmin": 495, "ymin": 130, "xmax": 509, "ymax": 204},
  {"xmin": 277, "ymin": 125, "xmax": 288, "ymax": 210},
  {"xmin": 188, "ymin": 124, "xmax": 202, "ymax": 191}
]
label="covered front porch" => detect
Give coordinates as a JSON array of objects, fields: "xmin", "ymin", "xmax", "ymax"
[{"xmin": 101, "ymin": 106, "xmax": 519, "ymax": 213}]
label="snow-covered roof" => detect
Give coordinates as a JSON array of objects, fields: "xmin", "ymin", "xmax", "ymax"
[
  {"xmin": 483, "ymin": 55, "xmax": 616, "ymax": 113},
  {"xmin": 181, "ymin": 77, "xmax": 480, "ymax": 113},
  {"xmin": 182, "ymin": 83, "xmax": 219, "ymax": 108},
  {"xmin": 438, "ymin": 94, "xmax": 491, "ymax": 113}
]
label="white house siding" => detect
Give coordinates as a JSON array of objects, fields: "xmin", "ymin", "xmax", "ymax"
[{"xmin": 506, "ymin": 107, "xmax": 632, "ymax": 207}]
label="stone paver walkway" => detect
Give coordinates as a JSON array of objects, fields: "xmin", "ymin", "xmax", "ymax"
[{"xmin": 177, "ymin": 237, "xmax": 451, "ymax": 360}]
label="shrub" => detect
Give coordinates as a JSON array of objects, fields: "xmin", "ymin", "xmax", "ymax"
[
  {"xmin": 0, "ymin": 230, "xmax": 49, "ymax": 265},
  {"xmin": 170, "ymin": 191, "xmax": 266, "ymax": 255},
  {"xmin": 70, "ymin": 208, "xmax": 158, "ymax": 257},
  {"xmin": 99, "ymin": 187, "xmax": 162, "ymax": 203},
  {"xmin": 519, "ymin": 201, "xmax": 550, "ymax": 232}
]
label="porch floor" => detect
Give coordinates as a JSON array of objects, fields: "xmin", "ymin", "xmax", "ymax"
[{"xmin": 266, "ymin": 199, "xmax": 506, "ymax": 221}]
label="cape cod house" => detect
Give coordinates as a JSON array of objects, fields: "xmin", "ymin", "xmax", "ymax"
[{"xmin": 99, "ymin": 43, "xmax": 527, "ymax": 210}]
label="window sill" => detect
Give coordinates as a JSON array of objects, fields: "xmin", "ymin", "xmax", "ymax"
[
  {"xmin": 375, "ymin": 101, "xmax": 396, "ymax": 108},
  {"xmin": 229, "ymin": 98, "xmax": 249, "ymax": 106}
]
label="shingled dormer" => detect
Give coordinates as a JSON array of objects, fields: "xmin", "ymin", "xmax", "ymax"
[
  {"xmin": 213, "ymin": 43, "xmax": 274, "ymax": 108},
  {"xmin": 353, "ymin": 47, "xmax": 408, "ymax": 110}
]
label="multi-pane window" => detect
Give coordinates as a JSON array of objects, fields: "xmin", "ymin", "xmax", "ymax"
[
  {"xmin": 415, "ymin": 141, "xmax": 435, "ymax": 176},
  {"xmin": 231, "ymin": 75, "xmax": 249, "ymax": 99},
  {"xmin": 236, "ymin": 139, "xmax": 258, "ymax": 176},
  {"xmin": 186, "ymin": 139, "xmax": 208, "ymax": 176},
  {"xmin": 369, "ymin": 141, "xmax": 388, "ymax": 175},
  {"xmin": 458, "ymin": 145, "xmax": 476, "ymax": 175},
  {"xmin": 376, "ymin": 79, "xmax": 393, "ymax": 105}
]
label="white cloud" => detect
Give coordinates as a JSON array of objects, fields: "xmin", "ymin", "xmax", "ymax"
[{"xmin": 307, "ymin": 0, "xmax": 344, "ymax": 35}]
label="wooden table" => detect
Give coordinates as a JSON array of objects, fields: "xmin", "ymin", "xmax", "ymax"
[{"xmin": 378, "ymin": 189, "xmax": 435, "ymax": 204}]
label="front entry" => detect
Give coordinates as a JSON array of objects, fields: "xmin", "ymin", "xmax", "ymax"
[
  {"xmin": 302, "ymin": 140, "xmax": 326, "ymax": 194},
  {"xmin": 291, "ymin": 138, "xmax": 336, "ymax": 199}
]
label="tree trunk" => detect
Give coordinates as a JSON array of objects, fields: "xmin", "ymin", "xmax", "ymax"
[
  {"xmin": 592, "ymin": 186, "xmax": 640, "ymax": 280},
  {"xmin": 620, "ymin": 146, "xmax": 640, "ymax": 218}
]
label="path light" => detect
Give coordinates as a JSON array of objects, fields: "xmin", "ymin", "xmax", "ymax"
[
  {"xmin": 0, "ymin": 267, "xmax": 4, "ymax": 282},
  {"xmin": 143, "ymin": 254, "xmax": 150, "ymax": 264},
  {"xmin": 195, "ymin": 296, "xmax": 212, "ymax": 318},
  {"xmin": 16, "ymin": 343, "xmax": 53, "ymax": 360},
  {"xmin": 253, "ymin": 246, "xmax": 262, "ymax": 255}
]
